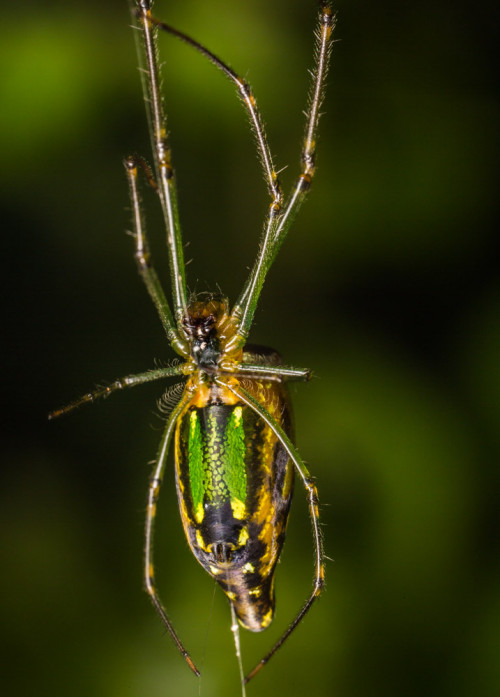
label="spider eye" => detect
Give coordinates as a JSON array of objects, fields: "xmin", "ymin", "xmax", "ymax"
[{"xmin": 182, "ymin": 312, "xmax": 217, "ymax": 338}]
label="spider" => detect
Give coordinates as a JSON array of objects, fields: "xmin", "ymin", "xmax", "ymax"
[{"xmin": 50, "ymin": 0, "xmax": 335, "ymax": 685}]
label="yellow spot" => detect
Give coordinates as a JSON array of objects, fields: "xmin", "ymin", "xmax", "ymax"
[
  {"xmin": 195, "ymin": 502, "xmax": 204, "ymax": 524},
  {"xmin": 149, "ymin": 502, "xmax": 156, "ymax": 517},
  {"xmin": 249, "ymin": 588, "xmax": 261, "ymax": 597},
  {"xmin": 195, "ymin": 529, "xmax": 205, "ymax": 550},
  {"xmin": 209, "ymin": 565, "xmax": 221, "ymax": 575},
  {"xmin": 190, "ymin": 410, "xmax": 197, "ymax": 425},
  {"xmin": 257, "ymin": 518, "xmax": 275, "ymax": 570},
  {"xmin": 226, "ymin": 591, "xmax": 236, "ymax": 601},
  {"xmin": 231, "ymin": 498, "xmax": 246, "ymax": 520},
  {"xmin": 243, "ymin": 563, "xmax": 255, "ymax": 574},
  {"xmin": 148, "ymin": 563, "xmax": 154, "ymax": 578},
  {"xmin": 238, "ymin": 527, "xmax": 249, "ymax": 546},
  {"xmin": 261, "ymin": 608, "xmax": 273, "ymax": 628}
]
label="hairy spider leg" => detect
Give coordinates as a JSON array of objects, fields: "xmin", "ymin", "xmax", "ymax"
[
  {"xmin": 218, "ymin": 378, "xmax": 324, "ymax": 683},
  {"xmin": 134, "ymin": 0, "xmax": 189, "ymax": 325},
  {"xmin": 144, "ymin": 385, "xmax": 201, "ymax": 676},
  {"xmin": 124, "ymin": 154, "xmax": 190, "ymax": 357},
  {"xmin": 48, "ymin": 365, "xmax": 185, "ymax": 419},
  {"xmin": 229, "ymin": 2, "xmax": 336, "ymax": 350}
]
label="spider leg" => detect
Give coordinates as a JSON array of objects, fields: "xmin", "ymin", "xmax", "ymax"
[
  {"xmin": 133, "ymin": 1, "xmax": 188, "ymax": 325},
  {"xmin": 216, "ymin": 378, "xmax": 325, "ymax": 684},
  {"xmin": 220, "ymin": 362, "xmax": 311, "ymax": 382},
  {"xmin": 48, "ymin": 365, "xmax": 185, "ymax": 419},
  {"xmin": 270, "ymin": 2, "xmax": 336, "ymax": 253},
  {"xmin": 146, "ymin": 10, "xmax": 283, "ymax": 219},
  {"xmin": 125, "ymin": 155, "xmax": 189, "ymax": 357},
  {"xmin": 228, "ymin": 2, "xmax": 336, "ymax": 349},
  {"xmin": 144, "ymin": 385, "xmax": 200, "ymax": 677}
]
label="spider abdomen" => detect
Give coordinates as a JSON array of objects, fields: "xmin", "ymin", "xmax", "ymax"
[{"xmin": 174, "ymin": 374, "xmax": 294, "ymax": 631}]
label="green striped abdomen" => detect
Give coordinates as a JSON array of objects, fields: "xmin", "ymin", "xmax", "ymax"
[
  {"xmin": 187, "ymin": 405, "xmax": 247, "ymax": 522},
  {"xmin": 174, "ymin": 379, "xmax": 294, "ymax": 631}
]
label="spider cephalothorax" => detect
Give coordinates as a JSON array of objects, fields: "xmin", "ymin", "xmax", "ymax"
[{"xmin": 182, "ymin": 298, "xmax": 229, "ymax": 370}]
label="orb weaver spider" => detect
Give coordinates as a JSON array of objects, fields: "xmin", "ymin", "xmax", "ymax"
[{"xmin": 50, "ymin": 0, "xmax": 335, "ymax": 684}]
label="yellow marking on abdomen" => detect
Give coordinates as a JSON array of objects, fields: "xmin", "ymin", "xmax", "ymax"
[
  {"xmin": 194, "ymin": 502, "xmax": 204, "ymax": 523},
  {"xmin": 261, "ymin": 608, "xmax": 273, "ymax": 628},
  {"xmin": 238, "ymin": 527, "xmax": 249, "ymax": 546},
  {"xmin": 231, "ymin": 498, "xmax": 246, "ymax": 520}
]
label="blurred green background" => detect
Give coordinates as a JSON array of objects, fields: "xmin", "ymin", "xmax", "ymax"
[{"xmin": 1, "ymin": 0, "xmax": 498, "ymax": 695}]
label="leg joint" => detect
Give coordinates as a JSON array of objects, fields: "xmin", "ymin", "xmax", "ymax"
[
  {"xmin": 145, "ymin": 573, "xmax": 156, "ymax": 595},
  {"xmin": 135, "ymin": 248, "xmax": 152, "ymax": 269},
  {"xmin": 298, "ymin": 172, "xmax": 312, "ymax": 192},
  {"xmin": 321, "ymin": 3, "xmax": 335, "ymax": 27},
  {"xmin": 314, "ymin": 577, "xmax": 325, "ymax": 597}
]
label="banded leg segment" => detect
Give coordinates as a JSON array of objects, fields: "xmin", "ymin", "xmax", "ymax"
[
  {"xmin": 144, "ymin": 386, "xmax": 200, "ymax": 677},
  {"xmin": 229, "ymin": 2, "xmax": 336, "ymax": 349},
  {"xmin": 48, "ymin": 365, "xmax": 185, "ymax": 419},
  {"xmin": 125, "ymin": 155, "xmax": 189, "ymax": 358},
  {"xmin": 216, "ymin": 378, "xmax": 325, "ymax": 684},
  {"xmin": 133, "ymin": 1, "xmax": 188, "ymax": 323}
]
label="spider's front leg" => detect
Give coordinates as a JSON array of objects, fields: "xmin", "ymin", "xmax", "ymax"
[
  {"xmin": 228, "ymin": 1, "xmax": 336, "ymax": 351},
  {"xmin": 124, "ymin": 155, "xmax": 189, "ymax": 358},
  {"xmin": 134, "ymin": 2, "xmax": 188, "ymax": 325}
]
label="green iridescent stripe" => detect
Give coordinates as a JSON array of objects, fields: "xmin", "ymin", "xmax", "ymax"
[
  {"xmin": 187, "ymin": 411, "xmax": 204, "ymax": 512},
  {"xmin": 224, "ymin": 407, "xmax": 247, "ymax": 503}
]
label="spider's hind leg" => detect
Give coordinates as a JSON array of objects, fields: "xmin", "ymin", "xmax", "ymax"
[
  {"xmin": 143, "ymin": 385, "xmax": 201, "ymax": 677},
  {"xmin": 217, "ymin": 378, "xmax": 325, "ymax": 684}
]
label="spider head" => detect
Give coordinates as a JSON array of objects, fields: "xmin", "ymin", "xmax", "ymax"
[{"xmin": 182, "ymin": 298, "xmax": 229, "ymax": 372}]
